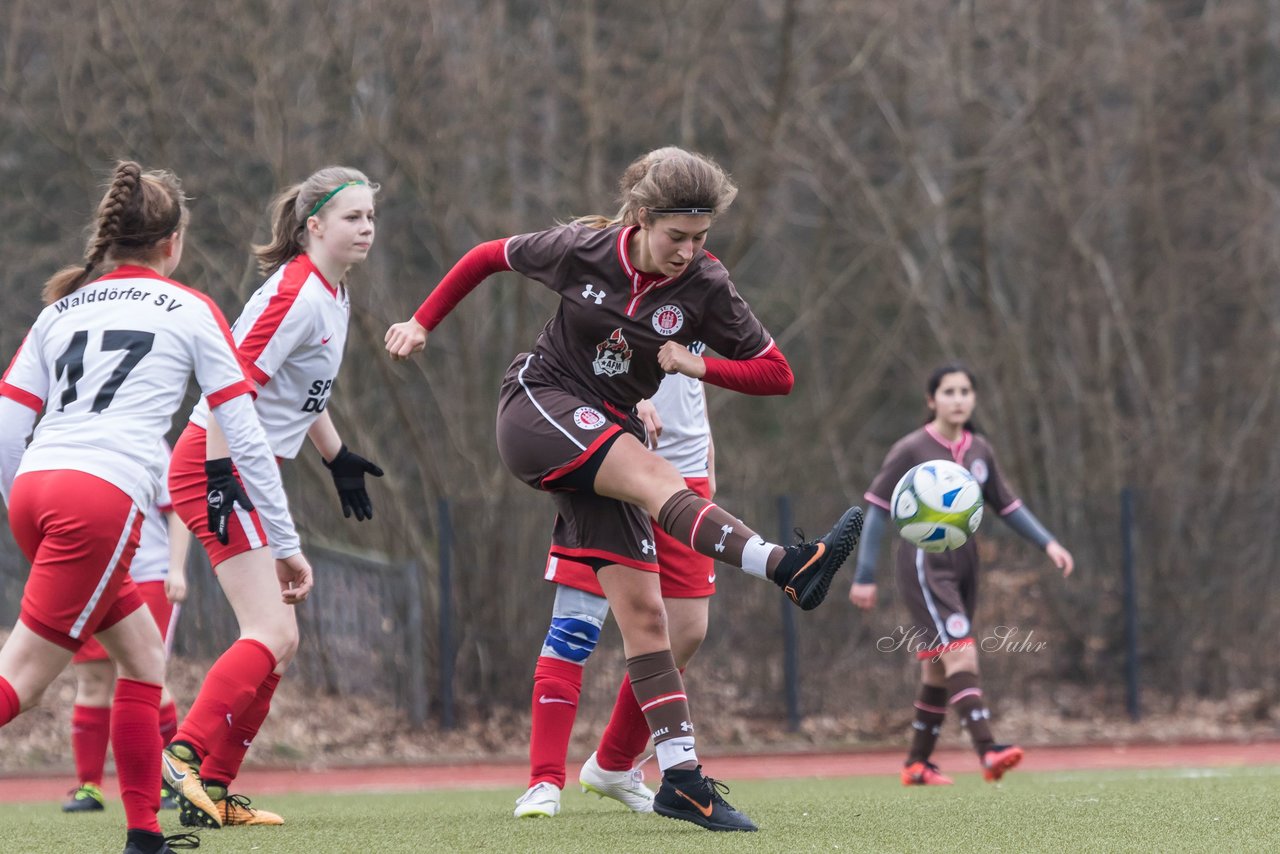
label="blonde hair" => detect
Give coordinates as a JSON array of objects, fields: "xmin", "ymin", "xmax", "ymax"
[
  {"xmin": 252, "ymin": 165, "xmax": 380, "ymax": 275},
  {"xmin": 575, "ymin": 147, "xmax": 738, "ymax": 229},
  {"xmin": 43, "ymin": 161, "xmax": 187, "ymax": 304}
]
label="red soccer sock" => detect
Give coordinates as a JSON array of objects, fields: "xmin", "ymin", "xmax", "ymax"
[
  {"xmin": 71, "ymin": 704, "xmax": 112, "ymax": 786},
  {"xmin": 200, "ymin": 671, "xmax": 281, "ymax": 786},
  {"xmin": 596, "ymin": 673, "xmax": 658, "ymax": 772},
  {"xmin": 158, "ymin": 700, "xmax": 178, "ymax": 747},
  {"xmin": 113, "ymin": 678, "xmax": 162, "ymax": 834},
  {"xmin": 528, "ymin": 657, "xmax": 583, "ymax": 789},
  {"xmin": 0, "ymin": 676, "xmax": 18, "ymax": 726},
  {"xmin": 173, "ymin": 639, "xmax": 276, "ymax": 757}
]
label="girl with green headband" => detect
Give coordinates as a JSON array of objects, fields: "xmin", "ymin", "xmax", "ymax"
[{"xmin": 162, "ymin": 166, "xmax": 384, "ymax": 831}]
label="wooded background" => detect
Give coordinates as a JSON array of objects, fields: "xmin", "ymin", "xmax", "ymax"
[{"xmin": 2, "ymin": 0, "xmax": 1278, "ymax": 729}]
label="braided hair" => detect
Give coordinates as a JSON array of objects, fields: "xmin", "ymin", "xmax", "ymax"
[{"xmin": 42, "ymin": 161, "xmax": 187, "ymax": 304}]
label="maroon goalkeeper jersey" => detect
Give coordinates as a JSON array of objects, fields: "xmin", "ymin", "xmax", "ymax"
[{"xmin": 865, "ymin": 424, "xmax": 1023, "ymax": 520}]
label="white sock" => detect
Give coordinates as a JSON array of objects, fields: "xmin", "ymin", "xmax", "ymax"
[
  {"xmin": 740, "ymin": 535, "xmax": 777, "ymax": 579},
  {"xmin": 655, "ymin": 736, "xmax": 697, "ymax": 771}
]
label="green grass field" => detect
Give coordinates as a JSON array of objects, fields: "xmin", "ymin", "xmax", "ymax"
[{"xmin": 4, "ymin": 767, "xmax": 1280, "ymax": 853}]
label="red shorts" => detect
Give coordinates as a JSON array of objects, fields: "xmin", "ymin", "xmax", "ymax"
[
  {"xmin": 7, "ymin": 470, "xmax": 145, "ymax": 651},
  {"xmin": 73, "ymin": 580, "xmax": 176, "ymax": 663},
  {"xmin": 544, "ymin": 477, "xmax": 715, "ymax": 599},
  {"xmin": 170, "ymin": 422, "xmax": 268, "ymax": 567}
]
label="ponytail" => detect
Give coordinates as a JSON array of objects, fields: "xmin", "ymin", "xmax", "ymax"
[
  {"xmin": 43, "ymin": 161, "xmax": 185, "ymax": 305},
  {"xmin": 252, "ymin": 166, "xmax": 377, "ymax": 276}
]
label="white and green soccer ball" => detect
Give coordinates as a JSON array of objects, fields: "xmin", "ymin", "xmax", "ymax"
[{"xmin": 890, "ymin": 460, "xmax": 984, "ymax": 552}]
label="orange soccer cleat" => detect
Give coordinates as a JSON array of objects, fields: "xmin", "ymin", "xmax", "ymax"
[
  {"xmin": 901, "ymin": 761, "xmax": 954, "ymax": 786},
  {"xmin": 982, "ymin": 744, "xmax": 1024, "ymax": 782}
]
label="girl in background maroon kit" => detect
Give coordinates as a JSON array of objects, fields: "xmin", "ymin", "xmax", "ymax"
[
  {"xmin": 849, "ymin": 363, "xmax": 1073, "ymax": 785},
  {"xmin": 387, "ymin": 146, "xmax": 863, "ymax": 832}
]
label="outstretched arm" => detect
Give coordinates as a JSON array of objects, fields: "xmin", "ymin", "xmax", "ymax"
[
  {"xmin": 385, "ymin": 239, "xmax": 511, "ymax": 360},
  {"xmin": 1004, "ymin": 505, "xmax": 1074, "ymax": 578},
  {"xmin": 849, "ymin": 503, "xmax": 890, "ymax": 609}
]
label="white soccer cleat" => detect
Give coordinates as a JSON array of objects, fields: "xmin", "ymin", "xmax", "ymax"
[
  {"xmin": 578, "ymin": 751, "xmax": 655, "ymax": 813},
  {"xmin": 514, "ymin": 781, "xmax": 561, "ymax": 818}
]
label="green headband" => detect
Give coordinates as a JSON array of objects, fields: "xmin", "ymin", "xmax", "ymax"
[{"xmin": 308, "ymin": 180, "xmax": 366, "ymax": 218}]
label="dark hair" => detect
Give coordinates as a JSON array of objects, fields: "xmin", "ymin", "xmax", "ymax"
[
  {"xmin": 575, "ymin": 146, "xmax": 738, "ymax": 229},
  {"xmin": 252, "ymin": 165, "xmax": 379, "ymax": 275},
  {"xmin": 925, "ymin": 361, "xmax": 980, "ymax": 432},
  {"xmin": 43, "ymin": 161, "xmax": 187, "ymax": 304}
]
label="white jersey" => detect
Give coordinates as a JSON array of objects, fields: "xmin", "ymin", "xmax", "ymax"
[
  {"xmin": 648, "ymin": 342, "xmax": 712, "ymax": 477},
  {"xmin": 0, "ymin": 265, "xmax": 302, "ymax": 558},
  {"xmin": 190, "ymin": 254, "xmax": 349, "ymax": 459},
  {"xmin": 0, "ymin": 266, "xmax": 254, "ymax": 508}
]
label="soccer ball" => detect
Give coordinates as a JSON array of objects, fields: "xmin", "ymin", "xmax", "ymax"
[{"xmin": 890, "ymin": 460, "xmax": 984, "ymax": 552}]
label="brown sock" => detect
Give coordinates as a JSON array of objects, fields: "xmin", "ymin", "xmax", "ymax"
[
  {"xmin": 906, "ymin": 684, "xmax": 948, "ymax": 764},
  {"xmin": 946, "ymin": 671, "xmax": 995, "ymax": 756},
  {"xmin": 626, "ymin": 649, "xmax": 695, "ymax": 766},
  {"xmin": 657, "ymin": 489, "xmax": 775, "ymax": 570}
]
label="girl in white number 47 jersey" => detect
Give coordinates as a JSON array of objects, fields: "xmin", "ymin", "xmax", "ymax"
[
  {"xmin": 161, "ymin": 166, "xmax": 383, "ymax": 831},
  {"xmin": 0, "ymin": 161, "xmax": 309, "ymax": 854}
]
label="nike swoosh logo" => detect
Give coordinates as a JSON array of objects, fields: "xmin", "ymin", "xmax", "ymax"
[
  {"xmin": 784, "ymin": 542, "xmax": 827, "ymax": 600},
  {"xmin": 242, "ymin": 739, "xmax": 253, "ymax": 748},
  {"xmin": 674, "ymin": 788, "xmax": 714, "ymax": 818},
  {"xmin": 321, "ymin": 335, "xmax": 333, "ymax": 344},
  {"xmin": 161, "ymin": 754, "xmax": 186, "ymax": 784},
  {"xmin": 799, "ymin": 542, "xmax": 827, "ymax": 573},
  {"xmin": 538, "ymin": 696, "xmax": 575, "ymax": 705},
  {"xmin": 707, "ymin": 574, "xmax": 716, "ymax": 584}
]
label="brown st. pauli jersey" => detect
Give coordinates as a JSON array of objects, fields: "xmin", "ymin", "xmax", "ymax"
[
  {"xmin": 504, "ymin": 222, "xmax": 774, "ymax": 408},
  {"xmin": 865, "ymin": 424, "xmax": 1023, "ymax": 528}
]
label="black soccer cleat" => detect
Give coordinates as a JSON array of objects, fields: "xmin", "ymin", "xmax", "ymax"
[
  {"xmin": 122, "ymin": 829, "xmax": 200, "ymax": 853},
  {"xmin": 772, "ymin": 505, "xmax": 864, "ymax": 610},
  {"xmin": 653, "ymin": 766, "xmax": 758, "ymax": 832}
]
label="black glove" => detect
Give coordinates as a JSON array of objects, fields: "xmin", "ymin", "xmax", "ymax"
[
  {"xmin": 206, "ymin": 458, "xmax": 254, "ymax": 545},
  {"xmin": 323, "ymin": 445, "xmax": 385, "ymax": 521}
]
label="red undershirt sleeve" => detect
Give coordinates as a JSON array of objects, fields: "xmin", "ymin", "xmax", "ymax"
[
  {"xmin": 699, "ymin": 343, "xmax": 794, "ymax": 396},
  {"xmin": 412, "ymin": 239, "xmax": 511, "ymax": 330}
]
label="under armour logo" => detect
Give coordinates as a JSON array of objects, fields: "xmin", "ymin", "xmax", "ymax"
[
  {"xmin": 680, "ymin": 721, "xmax": 694, "ymax": 732},
  {"xmin": 641, "ymin": 538, "xmax": 656, "ymax": 555},
  {"xmin": 582, "ymin": 283, "xmax": 607, "ymax": 304},
  {"xmin": 714, "ymin": 524, "xmax": 733, "ymax": 553}
]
